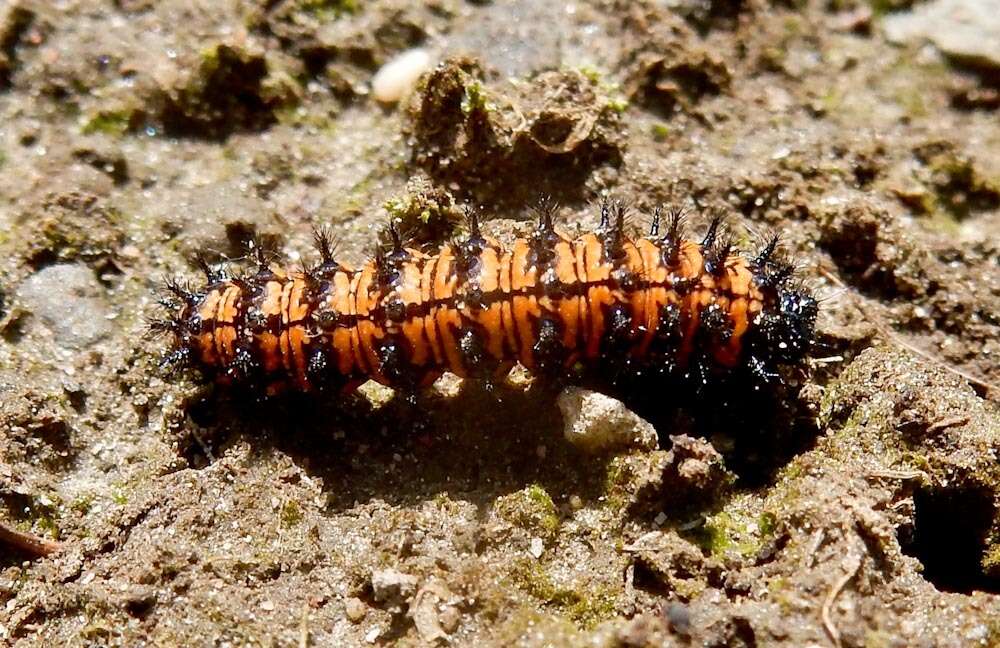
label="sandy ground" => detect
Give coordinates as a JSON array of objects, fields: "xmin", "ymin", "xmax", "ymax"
[{"xmin": 1, "ymin": 0, "xmax": 999, "ymax": 646}]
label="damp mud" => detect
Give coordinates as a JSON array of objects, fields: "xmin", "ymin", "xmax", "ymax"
[{"xmin": 1, "ymin": 0, "xmax": 999, "ymax": 646}]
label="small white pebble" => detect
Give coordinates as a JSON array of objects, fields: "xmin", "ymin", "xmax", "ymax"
[
  {"xmin": 529, "ymin": 537, "xmax": 544, "ymax": 559},
  {"xmin": 119, "ymin": 244, "xmax": 141, "ymax": 259},
  {"xmin": 372, "ymin": 49, "xmax": 432, "ymax": 104},
  {"xmin": 365, "ymin": 627, "xmax": 381, "ymax": 643},
  {"xmin": 558, "ymin": 387, "xmax": 657, "ymax": 453},
  {"xmin": 260, "ymin": 600, "xmax": 275, "ymax": 611}
]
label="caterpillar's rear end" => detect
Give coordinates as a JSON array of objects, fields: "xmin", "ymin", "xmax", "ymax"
[{"xmin": 151, "ymin": 201, "xmax": 817, "ymax": 398}]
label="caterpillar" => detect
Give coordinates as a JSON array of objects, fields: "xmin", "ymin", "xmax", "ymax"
[{"xmin": 151, "ymin": 200, "xmax": 817, "ymax": 397}]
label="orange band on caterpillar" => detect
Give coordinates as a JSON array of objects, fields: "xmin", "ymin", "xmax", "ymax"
[{"xmin": 151, "ymin": 200, "xmax": 817, "ymax": 396}]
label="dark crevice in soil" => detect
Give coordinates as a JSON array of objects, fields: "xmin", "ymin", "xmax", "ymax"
[
  {"xmin": 0, "ymin": 6, "xmax": 35, "ymax": 89},
  {"xmin": 705, "ymin": 615, "xmax": 757, "ymax": 648},
  {"xmin": 676, "ymin": 0, "xmax": 748, "ymax": 34},
  {"xmin": 818, "ymin": 213, "xmax": 900, "ymax": 300},
  {"xmin": 177, "ymin": 395, "xmax": 232, "ymax": 470},
  {"xmin": 143, "ymin": 45, "xmax": 291, "ymax": 141},
  {"xmin": 902, "ymin": 484, "xmax": 1000, "ymax": 594},
  {"xmin": 1, "ymin": 313, "xmax": 26, "ymax": 343},
  {"xmin": 618, "ymin": 376, "xmax": 819, "ymax": 488},
  {"xmin": 631, "ymin": 559, "xmax": 676, "ymax": 598}
]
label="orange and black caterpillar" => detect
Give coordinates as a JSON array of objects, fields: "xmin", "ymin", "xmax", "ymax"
[{"xmin": 151, "ymin": 201, "xmax": 817, "ymax": 397}]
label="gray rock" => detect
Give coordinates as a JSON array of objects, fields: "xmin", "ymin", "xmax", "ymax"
[
  {"xmin": 884, "ymin": 0, "xmax": 1000, "ymax": 71},
  {"xmin": 558, "ymin": 387, "xmax": 658, "ymax": 453},
  {"xmin": 370, "ymin": 568, "xmax": 419, "ymax": 610},
  {"xmin": 17, "ymin": 263, "xmax": 112, "ymax": 349}
]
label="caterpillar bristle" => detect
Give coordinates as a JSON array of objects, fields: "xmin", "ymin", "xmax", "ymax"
[
  {"xmin": 311, "ymin": 226, "xmax": 338, "ymax": 265},
  {"xmin": 700, "ymin": 214, "xmax": 723, "ymax": 250},
  {"xmin": 532, "ymin": 196, "xmax": 559, "ymax": 234}
]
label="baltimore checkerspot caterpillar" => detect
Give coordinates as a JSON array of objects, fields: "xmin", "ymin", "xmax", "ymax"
[{"xmin": 150, "ymin": 199, "xmax": 817, "ymax": 398}]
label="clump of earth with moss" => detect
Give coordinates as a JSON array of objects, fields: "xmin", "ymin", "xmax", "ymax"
[{"xmin": 2, "ymin": 0, "xmax": 1000, "ymax": 646}]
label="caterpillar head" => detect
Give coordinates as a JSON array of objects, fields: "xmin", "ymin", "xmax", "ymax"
[
  {"xmin": 750, "ymin": 285, "xmax": 818, "ymax": 367},
  {"xmin": 146, "ymin": 278, "xmax": 205, "ymax": 372}
]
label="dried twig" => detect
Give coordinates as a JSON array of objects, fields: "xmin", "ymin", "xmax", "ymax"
[
  {"xmin": 803, "ymin": 529, "xmax": 825, "ymax": 569},
  {"xmin": 621, "ymin": 530, "xmax": 668, "ymax": 553},
  {"xmin": 299, "ymin": 603, "xmax": 310, "ymax": 648},
  {"xmin": 864, "ymin": 468, "xmax": 928, "ymax": 482},
  {"xmin": 818, "ymin": 268, "xmax": 999, "ymax": 396},
  {"xmin": 925, "ymin": 415, "xmax": 970, "ymax": 435},
  {"xmin": 821, "ymin": 549, "xmax": 862, "ymax": 648},
  {"xmin": 0, "ymin": 521, "xmax": 62, "ymax": 558}
]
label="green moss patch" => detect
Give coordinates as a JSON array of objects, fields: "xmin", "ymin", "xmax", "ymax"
[{"xmin": 509, "ymin": 558, "xmax": 617, "ymax": 629}]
